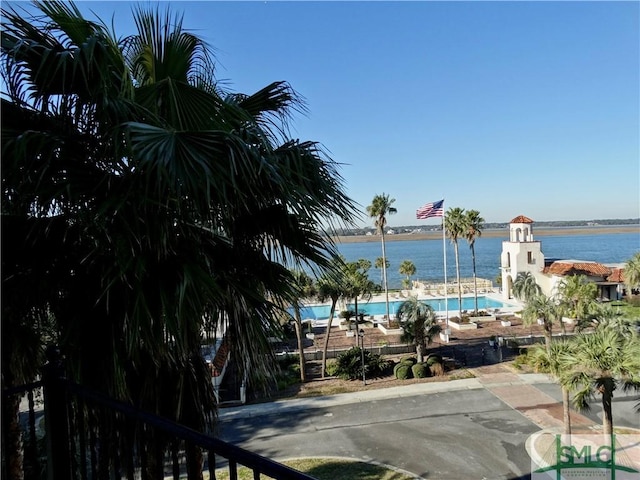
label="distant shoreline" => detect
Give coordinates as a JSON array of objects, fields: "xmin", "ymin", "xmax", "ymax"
[{"xmin": 334, "ymin": 225, "xmax": 640, "ymax": 244}]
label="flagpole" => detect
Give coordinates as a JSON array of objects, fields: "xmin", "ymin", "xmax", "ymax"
[{"xmin": 442, "ymin": 200, "xmax": 448, "ymax": 330}]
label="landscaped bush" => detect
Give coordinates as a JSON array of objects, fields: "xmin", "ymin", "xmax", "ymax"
[
  {"xmin": 411, "ymin": 363, "xmax": 429, "ymax": 378},
  {"xmin": 325, "ymin": 360, "xmax": 339, "ymax": 377},
  {"xmin": 273, "ymin": 354, "xmax": 302, "ymax": 390},
  {"xmin": 395, "ymin": 363, "xmax": 413, "ymax": 380},
  {"xmin": 425, "ymin": 354, "xmax": 442, "ymax": 366},
  {"xmin": 333, "ymin": 347, "xmax": 392, "ymax": 380},
  {"xmin": 277, "ymin": 354, "xmax": 300, "ymax": 369},
  {"xmin": 400, "ymin": 356, "xmax": 416, "ymax": 365}
]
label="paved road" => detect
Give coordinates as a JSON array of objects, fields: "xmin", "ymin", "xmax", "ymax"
[
  {"xmin": 215, "ymin": 372, "xmax": 639, "ymax": 480},
  {"xmin": 217, "ymin": 389, "xmax": 537, "ymax": 479}
]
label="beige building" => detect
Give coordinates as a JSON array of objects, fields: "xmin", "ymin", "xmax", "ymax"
[{"xmin": 500, "ymin": 215, "xmax": 625, "ymax": 301}]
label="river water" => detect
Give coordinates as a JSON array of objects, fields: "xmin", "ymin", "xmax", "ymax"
[{"xmin": 335, "ymin": 232, "xmax": 640, "ymax": 289}]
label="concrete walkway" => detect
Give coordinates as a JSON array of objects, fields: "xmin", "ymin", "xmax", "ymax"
[{"xmin": 471, "ymin": 365, "xmax": 597, "ymax": 432}]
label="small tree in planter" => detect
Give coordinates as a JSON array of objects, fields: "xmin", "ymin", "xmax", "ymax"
[{"xmin": 397, "ymin": 297, "xmax": 441, "ymax": 362}]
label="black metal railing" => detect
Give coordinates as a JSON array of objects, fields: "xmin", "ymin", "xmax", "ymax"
[{"xmin": 2, "ymin": 350, "xmax": 316, "ymax": 480}]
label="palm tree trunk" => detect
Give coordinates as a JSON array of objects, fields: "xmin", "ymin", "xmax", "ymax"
[
  {"xmin": 562, "ymin": 386, "xmax": 572, "ymax": 435},
  {"xmin": 602, "ymin": 384, "xmax": 614, "ymax": 436},
  {"xmin": 381, "ymin": 231, "xmax": 390, "ymax": 323},
  {"xmin": 544, "ymin": 323, "xmax": 553, "ymax": 351},
  {"xmin": 471, "ymin": 244, "xmax": 478, "ymax": 314},
  {"xmin": 453, "ymin": 242, "xmax": 462, "ymax": 314},
  {"xmin": 321, "ymin": 300, "xmax": 337, "ymax": 378},
  {"xmin": 354, "ymin": 297, "xmax": 360, "ymax": 346},
  {"xmin": 293, "ymin": 307, "xmax": 306, "ymax": 382}
]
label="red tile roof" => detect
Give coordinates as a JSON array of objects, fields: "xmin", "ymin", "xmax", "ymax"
[
  {"xmin": 542, "ymin": 261, "xmax": 612, "ymax": 277},
  {"xmin": 607, "ymin": 268, "xmax": 625, "ymax": 283},
  {"xmin": 510, "ymin": 215, "xmax": 534, "ymax": 224}
]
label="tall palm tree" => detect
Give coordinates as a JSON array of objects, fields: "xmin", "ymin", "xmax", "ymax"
[
  {"xmin": 399, "ymin": 260, "xmax": 417, "ymax": 290},
  {"xmin": 522, "ymin": 294, "xmax": 560, "ymax": 351},
  {"xmin": 444, "ymin": 207, "xmax": 466, "ymax": 314},
  {"xmin": 366, "ymin": 194, "xmax": 397, "ymax": 323},
  {"xmin": 559, "ymin": 329, "xmax": 640, "ymax": 436},
  {"xmin": 396, "ymin": 297, "xmax": 441, "ymax": 363},
  {"xmin": 512, "ymin": 272, "xmax": 542, "ymax": 303},
  {"xmin": 290, "ymin": 270, "xmax": 316, "ymax": 382},
  {"xmin": 623, "ymin": 252, "xmax": 640, "ymax": 295},
  {"xmin": 464, "ymin": 210, "xmax": 484, "ymax": 314},
  {"xmin": 2, "ymin": 2, "xmax": 358, "ymax": 476}
]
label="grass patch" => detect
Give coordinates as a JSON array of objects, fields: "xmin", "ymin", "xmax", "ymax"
[
  {"xmin": 212, "ymin": 457, "xmax": 416, "ymax": 480},
  {"xmin": 612, "ymin": 302, "xmax": 640, "ymax": 319},
  {"xmin": 448, "ymin": 369, "xmax": 475, "ymax": 380}
]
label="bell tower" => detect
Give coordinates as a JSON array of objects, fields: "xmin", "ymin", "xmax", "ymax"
[{"xmin": 500, "ymin": 215, "xmax": 545, "ymax": 299}]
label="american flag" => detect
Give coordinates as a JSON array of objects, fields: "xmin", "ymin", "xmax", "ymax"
[{"xmin": 416, "ymin": 199, "xmax": 444, "ymax": 219}]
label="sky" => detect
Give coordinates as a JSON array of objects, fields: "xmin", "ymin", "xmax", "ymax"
[{"xmin": 6, "ymin": 1, "xmax": 640, "ymax": 227}]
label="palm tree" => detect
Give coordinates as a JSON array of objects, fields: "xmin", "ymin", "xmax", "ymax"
[
  {"xmin": 623, "ymin": 252, "xmax": 640, "ymax": 295},
  {"xmin": 396, "ymin": 297, "xmax": 441, "ymax": 362},
  {"xmin": 559, "ymin": 329, "xmax": 640, "ymax": 436},
  {"xmin": 522, "ymin": 294, "xmax": 560, "ymax": 351},
  {"xmin": 2, "ymin": 2, "xmax": 358, "ymax": 476},
  {"xmin": 290, "ymin": 270, "xmax": 316, "ymax": 382},
  {"xmin": 512, "ymin": 272, "xmax": 542, "ymax": 303},
  {"xmin": 399, "ymin": 260, "xmax": 417, "ymax": 290},
  {"xmin": 444, "ymin": 207, "xmax": 466, "ymax": 313},
  {"xmin": 587, "ymin": 304, "xmax": 638, "ymax": 338},
  {"xmin": 366, "ymin": 194, "xmax": 397, "ymax": 323},
  {"xmin": 343, "ymin": 259, "xmax": 376, "ymax": 336},
  {"xmin": 557, "ymin": 274, "xmax": 597, "ymax": 323},
  {"xmin": 464, "ymin": 210, "xmax": 484, "ymax": 314},
  {"xmin": 528, "ymin": 341, "xmax": 575, "ymax": 434},
  {"xmin": 316, "ymin": 257, "xmax": 348, "ymax": 377}
]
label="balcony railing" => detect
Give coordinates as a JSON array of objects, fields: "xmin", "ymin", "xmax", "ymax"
[{"xmin": 2, "ymin": 349, "xmax": 316, "ymax": 480}]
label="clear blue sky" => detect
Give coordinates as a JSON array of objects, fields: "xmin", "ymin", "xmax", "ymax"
[{"xmin": 9, "ymin": 1, "xmax": 640, "ymax": 227}]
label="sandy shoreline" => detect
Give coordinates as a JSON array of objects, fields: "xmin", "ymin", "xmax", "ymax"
[{"xmin": 334, "ymin": 225, "xmax": 639, "ymax": 244}]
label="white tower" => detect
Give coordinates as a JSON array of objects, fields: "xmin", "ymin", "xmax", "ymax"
[{"xmin": 501, "ymin": 215, "xmax": 545, "ymax": 300}]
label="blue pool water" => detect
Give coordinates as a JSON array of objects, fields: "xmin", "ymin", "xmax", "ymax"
[{"xmin": 297, "ymin": 296, "xmax": 512, "ymax": 320}]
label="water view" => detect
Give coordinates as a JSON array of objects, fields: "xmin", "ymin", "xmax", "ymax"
[{"xmin": 336, "ymin": 232, "xmax": 639, "ymax": 289}]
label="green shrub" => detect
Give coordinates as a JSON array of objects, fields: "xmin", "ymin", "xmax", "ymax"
[
  {"xmin": 395, "ymin": 364, "xmax": 413, "ymax": 380},
  {"xmin": 511, "ymin": 353, "xmax": 530, "ymax": 370},
  {"xmin": 411, "ymin": 363, "xmax": 429, "ymax": 378},
  {"xmin": 277, "ymin": 354, "xmax": 299, "ymax": 369},
  {"xmin": 426, "ymin": 354, "xmax": 442, "ymax": 366},
  {"xmin": 400, "ymin": 356, "xmax": 417, "ymax": 365},
  {"xmin": 325, "ymin": 360, "xmax": 339, "ymax": 377},
  {"xmin": 333, "ymin": 347, "xmax": 392, "ymax": 380}
]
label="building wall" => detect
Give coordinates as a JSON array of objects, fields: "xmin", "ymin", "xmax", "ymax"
[{"xmin": 501, "ymin": 239, "xmax": 545, "ymax": 299}]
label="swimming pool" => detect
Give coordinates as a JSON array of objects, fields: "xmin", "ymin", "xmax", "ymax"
[{"xmin": 297, "ymin": 296, "xmax": 513, "ymax": 320}]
